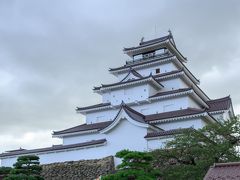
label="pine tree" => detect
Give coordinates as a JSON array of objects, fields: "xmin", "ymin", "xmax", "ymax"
[
  {"xmin": 102, "ymin": 150, "xmax": 160, "ymax": 180},
  {"xmin": 4, "ymin": 155, "xmax": 43, "ymax": 180}
]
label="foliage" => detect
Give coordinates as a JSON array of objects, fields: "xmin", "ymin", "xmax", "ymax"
[
  {"xmin": 102, "ymin": 149, "xmax": 160, "ymax": 180},
  {"xmin": 103, "ymin": 117, "xmax": 240, "ymax": 179},
  {"xmin": 151, "ymin": 116, "xmax": 240, "ymax": 179},
  {"xmin": 0, "ymin": 167, "xmax": 12, "ymax": 175},
  {"xmin": 4, "ymin": 155, "xmax": 43, "ymax": 180}
]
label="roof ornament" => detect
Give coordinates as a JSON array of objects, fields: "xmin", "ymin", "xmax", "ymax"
[
  {"xmin": 140, "ymin": 37, "xmax": 144, "ymax": 44},
  {"xmin": 121, "ymin": 101, "xmax": 126, "ymax": 106},
  {"xmin": 168, "ymin": 29, "xmax": 176, "ymax": 47}
]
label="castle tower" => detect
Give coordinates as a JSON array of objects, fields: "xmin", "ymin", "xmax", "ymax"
[{"xmin": 0, "ymin": 32, "xmax": 234, "ymax": 166}]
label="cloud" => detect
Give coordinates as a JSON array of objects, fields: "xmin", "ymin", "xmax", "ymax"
[
  {"xmin": 0, "ymin": 0, "xmax": 239, "ymax": 152},
  {"xmin": 0, "ymin": 131, "xmax": 61, "ymax": 153}
]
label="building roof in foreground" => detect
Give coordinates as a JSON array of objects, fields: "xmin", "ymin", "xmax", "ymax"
[
  {"xmin": 204, "ymin": 162, "xmax": 240, "ymax": 180},
  {"xmin": 0, "ymin": 139, "xmax": 106, "ymax": 158}
]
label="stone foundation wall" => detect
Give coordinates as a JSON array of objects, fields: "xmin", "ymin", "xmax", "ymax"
[{"xmin": 41, "ymin": 156, "xmax": 114, "ymax": 180}]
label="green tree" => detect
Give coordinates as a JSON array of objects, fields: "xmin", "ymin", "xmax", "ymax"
[
  {"xmin": 4, "ymin": 155, "xmax": 43, "ymax": 180},
  {"xmin": 0, "ymin": 167, "xmax": 12, "ymax": 179},
  {"xmin": 102, "ymin": 150, "xmax": 160, "ymax": 180},
  {"xmin": 152, "ymin": 116, "xmax": 240, "ymax": 179}
]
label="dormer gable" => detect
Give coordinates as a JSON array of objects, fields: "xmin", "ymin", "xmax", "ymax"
[
  {"xmin": 99, "ymin": 103, "xmax": 159, "ymax": 134},
  {"xmin": 120, "ymin": 68, "xmax": 143, "ymax": 82}
]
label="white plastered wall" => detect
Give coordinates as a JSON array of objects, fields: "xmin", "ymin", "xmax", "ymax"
[{"xmin": 86, "ymin": 95, "xmax": 202, "ymax": 124}]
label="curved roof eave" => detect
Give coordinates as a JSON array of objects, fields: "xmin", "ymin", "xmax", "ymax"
[{"xmin": 99, "ymin": 104, "xmax": 149, "ymax": 134}]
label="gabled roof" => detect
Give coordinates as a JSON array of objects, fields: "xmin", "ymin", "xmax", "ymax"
[
  {"xmin": 144, "ymin": 128, "xmax": 192, "ymax": 138},
  {"xmin": 53, "ymin": 121, "xmax": 112, "ymax": 136},
  {"xmin": 204, "ymin": 162, "xmax": 240, "ymax": 180},
  {"xmin": 0, "ymin": 139, "xmax": 107, "ymax": 158},
  {"xmin": 120, "ymin": 68, "xmax": 143, "ymax": 82},
  {"xmin": 121, "ymin": 103, "xmax": 146, "ymax": 123},
  {"xmin": 99, "ymin": 103, "xmax": 149, "ymax": 134},
  {"xmin": 93, "ymin": 75, "xmax": 164, "ymax": 92},
  {"xmin": 57, "ymin": 96, "xmax": 232, "ymax": 137},
  {"xmin": 95, "ymin": 69, "xmax": 201, "ymax": 95},
  {"xmin": 55, "ymin": 103, "xmax": 148, "ymax": 137},
  {"xmin": 94, "ymin": 70, "xmax": 183, "ymax": 92}
]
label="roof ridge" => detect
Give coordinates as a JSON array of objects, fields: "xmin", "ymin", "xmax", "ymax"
[
  {"xmin": 139, "ymin": 35, "xmax": 171, "ymax": 46},
  {"xmin": 150, "ymin": 87, "xmax": 192, "ymax": 98},
  {"xmin": 53, "ymin": 121, "xmax": 112, "ymax": 135},
  {"xmin": 0, "ymin": 139, "xmax": 107, "ymax": 158},
  {"xmin": 120, "ymin": 68, "xmax": 143, "ymax": 82},
  {"xmin": 122, "ymin": 104, "xmax": 145, "ymax": 118},
  {"xmin": 76, "ymin": 102, "xmax": 111, "ymax": 111},
  {"xmin": 95, "ymin": 70, "xmax": 174, "ymax": 91},
  {"xmin": 214, "ymin": 162, "xmax": 240, "ymax": 167},
  {"xmin": 109, "ymin": 54, "xmax": 174, "ymax": 72},
  {"xmin": 130, "ymin": 68, "xmax": 143, "ymax": 78},
  {"xmin": 144, "ymin": 127, "xmax": 193, "ymax": 138},
  {"xmin": 208, "ymin": 96, "xmax": 231, "ymax": 103}
]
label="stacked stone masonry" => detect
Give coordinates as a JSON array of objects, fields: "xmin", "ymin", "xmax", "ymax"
[{"xmin": 41, "ymin": 156, "xmax": 114, "ymax": 180}]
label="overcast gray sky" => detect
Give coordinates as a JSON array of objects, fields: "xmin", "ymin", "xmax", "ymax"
[{"xmin": 0, "ymin": 0, "xmax": 240, "ymax": 152}]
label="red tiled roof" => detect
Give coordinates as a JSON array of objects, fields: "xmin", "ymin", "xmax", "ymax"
[
  {"xmin": 53, "ymin": 121, "xmax": 112, "ymax": 136},
  {"xmin": 121, "ymin": 103, "xmax": 145, "ymax": 123},
  {"xmin": 150, "ymin": 88, "xmax": 192, "ymax": 98},
  {"xmin": 54, "ymin": 104, "xmax": 147, "ymax": 136},
  {"xmin": 56, "ymin": 96, "xmax": 232, "ymax": 136},
  {"xmin": 77, "ymin": 87, "xmax": 193, "ymax": 112},
  {"xmin": 120, "ymin": 68, "xmax": 143, "ymax": 82},
  {"xmin": 145, "ymin": 108, "xmax": 205, "ymax": 122},
  {"xmin": 76, "ymin": 103, "xmax": 110, "ymax": 111},
  {"xmin": 0, "ymin": 139, "xmax": 107, "ymax": 158},
  {"xmin": 204, "ymin": 162, "xmax": 240, "ymax": 180},
  {"xmin": 109, "ymin": 54, "xmax": 174, "ymax": 72},
  {"xmin": 95, "ymin": 68, "xmax": 201, "ymax": 92},
  {"xmin": 94, "ymin": 75, "xmax": 163, "ymax": 91},
  {"xmin": 207, "ymin": 96, "xmax": 231, "ymax": 112},
  {"xmin": 144, "ymin": 128, "xmax": 192, "ymax": 138},
  {"xmin": 123, "ymin": 35, "xmax": 171, "ymax": 51}
]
